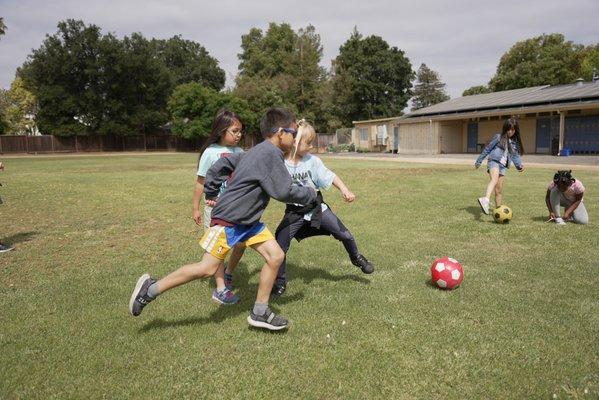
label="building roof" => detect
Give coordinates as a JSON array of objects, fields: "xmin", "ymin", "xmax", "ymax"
[
  {"xmin": 404, "ymin": 81, "xmax": 599, "ymax": 119},
  {"xmin": 352, "ymin": 116, "xmax": 399, "ymax": 124}
]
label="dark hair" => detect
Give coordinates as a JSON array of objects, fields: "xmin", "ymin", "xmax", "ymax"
[
  {"xmin": 260, "ymin": 108, "xmax": 295, "ymax": 138},
  {"xmin": 199, "ymin": 109, "xmax": 244, "ymax": 155},
  {"xmin": 500, "ymin": 117, "xmax": 524, "ymax": 155},
  {"xmin": 553, "ymin": 170, "xmax": 574, "ymax": 186}
]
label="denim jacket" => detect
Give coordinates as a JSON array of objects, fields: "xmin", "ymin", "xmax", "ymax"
[{"xmin": 475, "ymin": 133, "xmax": 523, "ymax": 170}]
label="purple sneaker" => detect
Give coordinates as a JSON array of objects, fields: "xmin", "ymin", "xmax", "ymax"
[{"xmin": 211, "ymin": 288, "xmax": 240, "ymax": 305}]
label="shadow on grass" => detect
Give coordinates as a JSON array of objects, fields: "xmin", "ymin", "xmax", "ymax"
[
  {"xmin": 139, "ymin": 292, "xmax": 303, "ymax": 333},
  {"xmin": 530, "ymin": 215, "xmax": 551, "ymax": 222},
  {"xmin": 462, "ymin": 206, "xmax": 483, "ymax": 221},
  {"xmin": 1, "ymin": 231, "xmax": 39, "ymax": 245},
  {"xmin": 284, "ymin": 262, "xmax": 371, "ymax": 286}
]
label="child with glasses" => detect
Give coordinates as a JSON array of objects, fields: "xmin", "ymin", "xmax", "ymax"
[
  {"xmin": 193, "ymin": 110, "xmax": 246, "ymax": 305},
  {"xmin": 129, "ymin": 108, "xmax": 316, "ymax": 330}
]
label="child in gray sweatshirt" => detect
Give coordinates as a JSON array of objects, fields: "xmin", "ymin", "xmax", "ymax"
[{"xmin": 129, "ymin": 108, "xmax": 316, "ymax": 331}]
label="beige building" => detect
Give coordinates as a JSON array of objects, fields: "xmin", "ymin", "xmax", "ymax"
[{"xmin": 352, "ymin": 81, "xmax": 599, "ymax": 155}]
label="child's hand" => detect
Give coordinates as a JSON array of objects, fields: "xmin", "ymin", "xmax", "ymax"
[
  {"xmin": 192, "ymin": 209, "xmax": 202, "ymax": 226},
  {"xmin": 474, "ymin": 163, "xmax": 480, "ymax": 169},
  {"xmin": 206, "ymin": 199, "xmax": 217, "ymax": 207},
  {"xmin": 342, "ymin": 189, "xmax": 355, "ymax": 202}
]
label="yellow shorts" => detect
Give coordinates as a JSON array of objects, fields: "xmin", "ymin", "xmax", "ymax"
[{"xmin": 199, "ymin": 223, "xmax": 274, "ymax": 260}]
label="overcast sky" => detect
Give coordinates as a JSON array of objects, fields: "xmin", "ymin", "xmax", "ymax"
[{"xmin": 1, "ymin": 0, "xmax": 598, "ymax": 99}]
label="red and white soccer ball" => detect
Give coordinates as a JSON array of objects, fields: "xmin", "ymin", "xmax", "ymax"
[{"xmin": 430, "ymin": 257, "xmax": 464, "ymax": 290}]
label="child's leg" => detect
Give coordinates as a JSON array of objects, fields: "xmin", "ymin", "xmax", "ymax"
[
  {"xmin": 214, "ymin": 261, "xmax": 227, "ymax": 291},
  {"xmin": 571, "ymin": 202, "xmax": 589, "ymax": 225},
  {"xmin": 319, "ymin": 209, "xmax": 359, "ymax": 259},
  {"xmin": 274, "ymin": 218, "xmax": 307, "ymax": 284},
  {"xmin": 224, "ymin": 244, "xmax": 245, "ymax": 278},
  {"xmin": 250, "ymin": 239, "xmax": 285, "ymax": 304},
  {"xmin": 156, "ymin": 252, "xmax": 222, "ymax": 294},
  {"xmin": 484, "ymin": 167, "xmax": 500, "ymax": 200},
  {"xmin": 494, "ymin": 175, "xmax": 505, "ymax": 207}
]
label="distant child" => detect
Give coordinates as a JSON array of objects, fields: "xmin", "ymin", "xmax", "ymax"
[
  {"xmin": 0, "ymin": 160, "xmax": 14, "ymax": 253},
  {"xmin": 129, "ymin": 108, "xmax": 316, "ymax": 331},
  {"xmin": 545, "ymin": 170, "xmax": 588, "ymax": 225},
  {"xmin": 193, "ymin": 110, "xmax": 246, "ymax": 305},
  {"xmin": 475, "ymin": 117, "xmax": 524, "ymax": 214}
]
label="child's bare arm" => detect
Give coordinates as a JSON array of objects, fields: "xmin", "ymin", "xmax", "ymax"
[
  {"xmin": 563, "ymin": 193, "xmax": 584, "ymax": 220},
  {"xmin": 333, "ymin": 176, "xmax": 355, "ymax": 202}
]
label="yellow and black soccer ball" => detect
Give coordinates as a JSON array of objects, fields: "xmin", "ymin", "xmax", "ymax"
[{"xmin": 493, "ymin": 205, "xmax": 512, "ymax": 224}]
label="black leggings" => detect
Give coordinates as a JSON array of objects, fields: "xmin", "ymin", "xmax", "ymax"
[{"xmin": 275, "ymin": 208, "xmax": 359, "ymax": 281}]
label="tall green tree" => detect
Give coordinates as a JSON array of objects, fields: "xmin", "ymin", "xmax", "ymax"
[
  {"xmin": 155, "ymin": 35, "xmax": 225, "ymax": 90},
  {"xmin": 411, "ymin": 63, "xmax": 450, "ymax": 110},
  {"xmin": 331, "ymin": 28, "xmax": 414, "ymax": 126},
  {"xmin": 18, "ymin": 19, "xmax": 225, "ymax": 136},
  {"xmin": 462, "ymin": 85, "xmax": 491, "ymax": 96},
  {"xmin": 489, "ymin": 33, "xmax": 584, "ymax": 91},
  {"xmin": 235, "ymin": 23, "xmax": 328, "ymax": 131},
  {"xmin": 168, "ymin": 82, "xmax": 254, "ymax": 139}
]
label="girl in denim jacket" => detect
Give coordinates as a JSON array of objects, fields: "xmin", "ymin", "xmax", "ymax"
[{"xmin": 475, "ymin": 118, "xmax": 525, "ymax": 214}]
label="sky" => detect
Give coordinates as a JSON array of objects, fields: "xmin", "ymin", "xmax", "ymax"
[{"xmin": 1, "ymin": 0, "xmax": 598, "ymax": 99}]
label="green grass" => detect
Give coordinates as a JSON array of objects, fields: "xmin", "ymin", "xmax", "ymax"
[{"xmin": 0, "ymin": 154, "xmax": 597, "ymax": 399}]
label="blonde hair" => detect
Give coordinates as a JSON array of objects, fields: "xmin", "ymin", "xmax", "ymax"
[{"xmin": 292, "ymin": 119, "xmax": 316, "ymax": 158}]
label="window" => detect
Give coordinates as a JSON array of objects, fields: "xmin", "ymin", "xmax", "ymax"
[
  {"xmin": 359, "ymin": 128, "xmax": 368, "ymax": 141},
  {"xmin": 376, "ymin": 125, "xmax": 388, "ymax": 146}
]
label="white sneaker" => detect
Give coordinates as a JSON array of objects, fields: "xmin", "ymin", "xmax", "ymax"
[
  {"xmin": 477, "ymin": 197, "xmax": 490, "ymax": 215},
  {"xmin": 554, "ymin": 217, "xmax": 566, "ymax": 225}
]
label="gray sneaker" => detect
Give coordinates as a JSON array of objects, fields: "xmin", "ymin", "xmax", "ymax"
[
  {"xmin": 0, "ymin": 243, "xmax": 14, "ymax": 253},
  {"xmin": 247, "ymin": 308, "xmax": 288, "ymax": 331},
  {"xmin": 129, "ymin": 274, "xmax": 156, "ymax": 316},
  {"xmin": 554, "ymin": 217, "xmax": 566, "ymax": 225}
]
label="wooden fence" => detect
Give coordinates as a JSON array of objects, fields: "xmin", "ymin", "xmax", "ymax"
[{"xmin": 0, "ymin": 134, "xmax": 259, "ymax": 154}]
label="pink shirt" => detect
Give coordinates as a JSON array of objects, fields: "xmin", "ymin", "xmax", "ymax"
[{"xmin": 547, "ymin": 179, "xmax": 585, "ymax": 202}]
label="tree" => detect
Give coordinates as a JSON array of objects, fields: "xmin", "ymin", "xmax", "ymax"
[
  {"xmin": 18, "ymin": 19, "xmax": 225, "ymax": 136},
  {"xmin": 235, "ymin": 23, "xmax": 328, "ymax": 131},
  {"xmin": 1, "ymin": 77, "xmax": 38, "ymax": 134},
  {"xmin": 411, "ymin": 63, "xmax": 450, "ymax": 110},
  {"xmin": 580, "ymin": 44, "xmax": 599, "ymax": 81},
  {"xmin": 155, "ymin": 35, "xmax": 225, "ymax": 90},
  {"xmin": 462, "ymin": 85, "xmax": 491, "ymax": 96},
  {"xmin": 489, "ymin": 33, "xmax": 584, "ymax": 91},
  {"xmin": 331, "ymin": 28, "xmax": 414, "ymax": 126},
  {"xmin": 168, "ymin": 82, "xmax": 255, "ymax": 139},
  {"xmin": 0, "ymin": 17, "xmax": 6, "ymax": 39}
]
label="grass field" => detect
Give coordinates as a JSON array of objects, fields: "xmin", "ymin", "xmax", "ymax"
[{"xmin": 0, "ymin": 153, "xmax": 598, "ymax": 399}]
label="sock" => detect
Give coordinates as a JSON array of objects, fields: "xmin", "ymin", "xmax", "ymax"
[
  {"xmin": 253, "ymin": 302, "xmax": 268, "ymax": 316},
  {"xmin": 147, "ymin": 282, "xmax": 160, "ymax": 299}
]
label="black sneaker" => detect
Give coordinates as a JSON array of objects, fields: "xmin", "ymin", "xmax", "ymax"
[
  {"xmin": 351, "ymin": 254, "xmax": 374, "ymax": 274},
  {"xmin": 271, "ymin": 280, "xmax": 287, "ymax": 296},
  {"xmin": 0, "ymin": 243, "xmax": 14, "ymax": 253},
  {"xmin": 247, "ymin": 307, "xmax": 289, "ymax": 331},
  {"xmin": 129, "ymin": 273, "xmax": 157, "ymax": 316}
]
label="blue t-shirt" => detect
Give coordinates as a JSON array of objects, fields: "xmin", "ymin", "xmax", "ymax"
[
  {"xmin": 285, "ymin": 154, "xmax": 336, "ymax": 221},
  {"xmin": 197, "ymin": 144, "xmax": 243, "ymax": 197}
]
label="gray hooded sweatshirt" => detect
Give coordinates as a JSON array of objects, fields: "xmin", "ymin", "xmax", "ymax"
[{"xmin": 204, "ymin": 140, "xmax": 316, "ymax": 226}]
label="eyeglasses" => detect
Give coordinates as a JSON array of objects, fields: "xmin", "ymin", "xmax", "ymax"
[
  {"xmin": 272, "ymin": 127, "xmax": 298, "ymax": 138},
  {"xmin": 226, "ymin": 128, "xmax": 244, "ymax": 137}
]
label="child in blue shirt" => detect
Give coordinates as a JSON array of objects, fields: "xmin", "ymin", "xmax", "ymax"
[{"xmin": 193, "ymin": 110, "xmax": 245, "ymax": 305}]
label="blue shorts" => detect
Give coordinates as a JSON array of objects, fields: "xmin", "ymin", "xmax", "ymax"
[{"xmin": 487, "ymin": 160, "xmax": 507, "ymax": 176}]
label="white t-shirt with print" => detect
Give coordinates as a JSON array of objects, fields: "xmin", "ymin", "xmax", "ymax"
[{"xmin": 285, "ymin": 154, "xmax": 336, "ymax": 221}]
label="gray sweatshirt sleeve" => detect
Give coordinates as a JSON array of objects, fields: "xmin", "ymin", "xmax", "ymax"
[
  {"xmin": 258, "ymin": 153, "xmax": 316, "ymax": 205},
  {"xmin": 204, "ymin": 153, "xmax": 243, "ymax": 200}
]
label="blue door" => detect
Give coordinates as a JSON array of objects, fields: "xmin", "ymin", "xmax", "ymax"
[
  {"xmin": 536, "ymin": 116, "xmax": 559, "ymax": 154},
  {"xmin": 467, "ymin": 123, "xmax": 478, "ymax": 153},
  {"xmin": 565, "ymin": 115, "xmax": 599, "ymax": 154}
]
